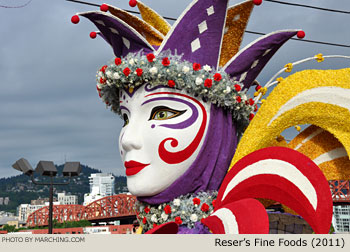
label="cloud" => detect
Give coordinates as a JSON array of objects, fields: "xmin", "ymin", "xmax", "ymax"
[{"xmin": 1, "ymin": 0, "xmax": 349, "ymax": 178}]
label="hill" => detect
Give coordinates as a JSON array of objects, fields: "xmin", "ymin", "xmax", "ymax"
[{"xmin": 0, "ymin": 164, "xmax": 127, "ymax": 213}]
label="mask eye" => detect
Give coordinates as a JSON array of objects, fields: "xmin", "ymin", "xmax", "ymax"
[
  {"xmin": 123, "ymin": 113, "xmax": 129, "ymax": 127},
  {"xmin": 150, "ymin": 106, "xmax": 186, "ymax": 121}
]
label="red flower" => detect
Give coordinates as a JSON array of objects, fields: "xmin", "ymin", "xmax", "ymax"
[
  {"xmin": 136, "ymin": 68, "xmax": 143, "ymax": 76},
  {"xmin": 249, "ymin": 113, "xmax": 255, "ymax": 121},
  {"xmin": 193, "ymin": 198, "xmax": 201, "ymax": 205},
  {"xmin": 234, "ymin": 84, "xmax": 241, "ymax": 91},
  {"xmin": 201, "ymin": 203, "xmax": 210, "ymax": 212},
  {"xmin": 99, "ymin": 77, "xmax": 106, "ymax": 84},
  {"xmin": 153, "ymin": 223, "xmax": 158, "ymax": 228},
  {"xmin": 144, "ymin": 206, "xmax": 150, "ymax": 214},
  {"xmin": 236, "ymin": 96, "xmax": 241, "ymax": 103},
  {"xmin": 168, "ymin": 80, "xmax": 176, "ymax": 88},
  {"xmin": 255, "ymin": 85, "xmax": 262, "ymax": 91},
  {"xmin": 204, "ymin": 79, "xmax": 212, "ymax": 88},
  {"xmin": 175, "ymin": 216, "xmax": 182, "ymax": 225},
  {"xmin": 162, "ymin": 57, "xmax": 170, "ymax": 66},
  {"xmin": 123, "ymin": 67, "xmax": 131, "ymax": 76},
  {"xmin": 142, "ymin": 217, "xmax": 147, "ymax": 224},
  {"xmin": 164, "ymin": 205, "xmax": 172, "ymax": 214},
  {"xmin": 200, "ymin": 218, "xmax": 205, "ymax": 224},
  {"xmin": 254, "ymin": 105, "xmax": 258, "ymax": 112},
  {"xmin": 193, "ymin": 63, "xmax": 201, "ymax": 71},
  {"xmin": 100, "ymin": 65, "xmax": 108, "ymax": 73},
  {"xmin": 211, "ymin": 199, "xmax": 216, "ymax": 208},
  {"xmin": 147, "ymin": 53, "xmax": 155, "ymax": 62},
  {"xmin": 213, "ymin": 73, "xmax": 222, "ymax": 82},
  {"xmin": 115, "ymin": 58, "xmax": 122, "ymax": 65},
  {"xmin": 249, "ymin": 98, "xmax": 254, "ymax": 106}
]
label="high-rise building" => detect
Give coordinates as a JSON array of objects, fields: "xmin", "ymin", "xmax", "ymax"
[
  {"xmin": 333, "ymin": 205, "xmax": 350, "ymax": 233},
  {"xmin": 57, "ymin": 192, "xmax": 78, "ymax": 205},
  {"xmin": 84, "ymin": 173, "xmax": 115, "ymax": 205}
]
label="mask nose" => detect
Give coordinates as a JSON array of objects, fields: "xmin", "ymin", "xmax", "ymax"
[{"xmin": 120, "ymin": 120, "xmax": 143, "ymax": 152}]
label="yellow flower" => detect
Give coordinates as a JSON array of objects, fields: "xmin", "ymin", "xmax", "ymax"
[
  {"xmin": 261, "ymin": 99, "xmax": 266, "ymax": 104},
  {"xmin": 261, "ymin": 87, "xmax": 268, "ymax": 95},
  {"xmin": 284, "ymin": 63, "xmax": 293, "ymax": 73},
  {"xmin": 315, "ymin": 53, "xmax": 324, "ymax": 63},
  {"xmin": 276, "ymin": 77, "xmax": 284, "ymax": 83},
  {"xmin": 295, "ymin": 125, "xmax": 301, "ymax": 131},
  {"xmin": 254, "ymin": 92, "xmax": 259, "ymax": 97}
]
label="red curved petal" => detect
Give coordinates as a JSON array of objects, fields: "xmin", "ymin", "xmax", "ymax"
[
  {"xmin": 216, "ymin": 147, "xmax": 333, "ymax": 234},
  {"xmin": 202, "ymin": 198, "xmax": 269, "ymax": 234}
]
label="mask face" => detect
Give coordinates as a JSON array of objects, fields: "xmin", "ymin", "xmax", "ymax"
[{"xmin": 119, "ymin": 84, "xmax": 211, "ymax": 196}]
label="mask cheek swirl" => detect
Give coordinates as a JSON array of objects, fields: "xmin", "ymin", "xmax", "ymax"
[{"xmin": 119, "ymin": 88, "xmax": 211, "ymax": 196}]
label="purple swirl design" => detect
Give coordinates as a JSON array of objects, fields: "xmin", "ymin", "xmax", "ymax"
[
  {"xmin": 141, "ymin": 97, "xmax": 198, "ymax": 129},
  {"xmin": 144, "ymin": 83, "xmax": 169, "ymax": 92},
  {"xmin": 120, "ymin": 106, "xmax": 130, "ymax": 113}
]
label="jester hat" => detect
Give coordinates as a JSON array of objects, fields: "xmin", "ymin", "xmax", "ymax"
[{"xmin": 71, "ymin": 0, "xmax": 304, "ymax": 128}]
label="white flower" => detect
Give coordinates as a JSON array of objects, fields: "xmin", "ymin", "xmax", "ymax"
[
  {"xmin": 190, "ymin": 214, "xmax": 198, "ymax": 222},
  {"xmin": 98, "ymin": 72, "xmax": 103, "ymax": 77},
  {"xmin": 151, "ymin": 214, "xmax": 157, "ymax": 223},
  {"xmin": 107, "ymin": 81, "xmax": 112, "ymax": 87},
  {"xmin": 149, "ymin": 67, "xmax": 158, "ymax": 75},
  {"xmin": 181, "ymin": 211, "xmax": 186, "ymax": 215},
  {"xmin": 97, "ymin": 84, "xmax": 103, "ymax": 90},
  {"xmin": 223, "ymin": 86, "xmax": 231, "ymax": 94},
  {"xmin": 158, "ymin": 205, "xmax": 162, "ymax": 210},
  {"xmin": 182, "ymin": 66, "xmax": 190, "ymax": 73},
  {"xmin": 161, "ymin": 212, "xmax": 168, "ymax": 221},
  {"xmin": 203, "ymin": 65, "xmax": 212, "ymax": 72},
  {"xmin": 195, "ymin": 77, "xmax": 203, "ymax": 86},
  {"xmin": 241, "ymin": 94, "xmax": 247, "ymax": 101},
  {"xmin": 173, "ymin": 199, "xmax": 181, "ymax": 206},
  {"xmin": 106, "ymin": 71, "xmax": 112, "ymax": 78},
  {"xmin": 141, "ymin": 61, "xmax": 145, "ymax": 65},
  {"xmin": 113, "ymin": 72, "xmax": 120, "ymax": 80},
  {"xmin": 129, "ymin": 59, "xmax": 135, "ymax": 65}
]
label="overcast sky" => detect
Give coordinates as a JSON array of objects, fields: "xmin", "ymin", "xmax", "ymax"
[{"xmin": 0, "ymin": 0, "xmax": 349, "ymax": 178}]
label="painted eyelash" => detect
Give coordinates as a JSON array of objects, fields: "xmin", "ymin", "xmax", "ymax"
[{"xmin": 149, "ymin": 106, "xmax": 186, "ymax": 121}]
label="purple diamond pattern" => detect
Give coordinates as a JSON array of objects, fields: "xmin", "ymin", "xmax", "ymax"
[{"xmin": 158, "ymin": 0, "xmax": 229, "ymax": 68}]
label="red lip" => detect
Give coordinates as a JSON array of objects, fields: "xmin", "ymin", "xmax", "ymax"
[{"xmin": 124, "ymin": 161, "xmax": 150, "ymax": 176}]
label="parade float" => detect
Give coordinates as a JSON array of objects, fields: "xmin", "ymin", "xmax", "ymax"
[{"xmin": 70, "ymin": 0, "xmax": 350, "ymax": 234}]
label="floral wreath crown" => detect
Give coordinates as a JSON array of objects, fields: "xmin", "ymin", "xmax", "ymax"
[{"xmin": 71, "ymin": 0, "xmax": 303, "ymax": 129}]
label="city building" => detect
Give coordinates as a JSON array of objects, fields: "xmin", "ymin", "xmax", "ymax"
[
  {"xmin": 17, "ymin": 204, "xmax": 29, "ymax": 222},
  {"xmin": 31, "ymin": 197, "xmax": 55, "ymax": 205},
  {"xmin": 57, "ymin": 192, "xmax": 78, "ymax": 205},
  {"xmin": 17, "ymin": 203, "xmax": 46, "ymax": 222},
  {"xmin": 0, "ymin": 216, "xmax": 26, "ymax": 229},
  {"xmin": 84, "ymin": 173, "xmax": 115, "ymax": 205},
  {"xmin": 333, "ymin": 205, "xmax": 350, "ymax": 233},
  {"xmin": 0, "ymin": 197, "xmax": 10, "ymax": 205}
]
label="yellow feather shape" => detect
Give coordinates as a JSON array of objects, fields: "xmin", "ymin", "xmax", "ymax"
[{"xmin": 230, "ymin": 68, "xmax": 350, "ymax": 171}]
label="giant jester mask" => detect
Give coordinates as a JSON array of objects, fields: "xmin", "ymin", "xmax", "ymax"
[{"xmin": 72, "ymin": 0, "xmax": 301, "ymax": 204}]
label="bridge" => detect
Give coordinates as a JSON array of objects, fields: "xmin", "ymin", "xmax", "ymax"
[
  {"xmin": 329, "ymin": 180, "xmax": 350, "ymax": 203},
  {"xmin": 27, "ymin": 181, "xmax": 350, "ymax": 227},
  {"xmin": 26, "ymin": 194, "xmax": 137, "ymax": 227}
]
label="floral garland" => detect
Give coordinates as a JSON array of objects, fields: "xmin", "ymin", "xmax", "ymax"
[
  {"xmin": 136, "ymin": 191, "xmax": 217, "ymax": 233},
  {"xmin": 96, "ymin": 52, "xmax": 257, "ymax": 130}
]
